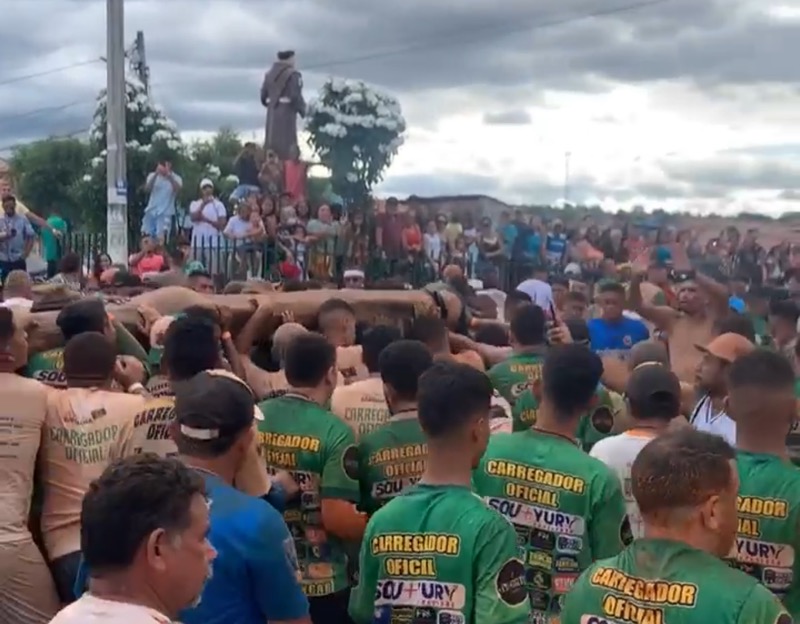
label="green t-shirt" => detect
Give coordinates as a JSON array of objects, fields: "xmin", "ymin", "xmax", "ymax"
[
  {"xmin": 25, "ymin": 347, "xmax": 66, "ymax": 387},
  {"xmin": 750, "ymin": 314, "xmax": 772, "ymax": 348},
  {"xmin": 730, "ymin": 450, "xmax": 800, "ymax": 618},
  {"xmin": 487, "ymin": 351, "xmax": 545, "ymax": 432},
  {"xmin": 348, "ymin": 484, "xmax": 528, "ymax": 624},
  {"xmin": 42, "ymin": 215, "xmax": 67, "ymax": 262},
  {"xmin": 787, "ymin": 380, "xmax": 800, "ymax": 467},
  {"xmin": 357, "ymin": 411, "xmax": 427, "ymax": 516},
  {"xmin": 576, "ymin": 385, "xmax": 618, "ymax": 452},
  {"xmin": 472, "ymin": 429, "xmax": 630, "ymax": 620},
  {"xmin": 25, "ymin": 321, "xmax": 150, "ymax": 388},
  {"xmin": 562, "ymin": 538, "xmax": 791, "ymax": 624},
  {"xmin": 256, "ymin": 394, "xmax": 360, "ymax": 597}
]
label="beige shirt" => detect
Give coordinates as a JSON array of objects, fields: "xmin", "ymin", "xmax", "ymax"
[
  {"xmin": 117, "ymin": 395, "xmax": 178, "ymax": 459},
  {"xmin": 41, "ymin": 388, "xmax": 144, "ymax": 559},
  {"xmin": 0, "ymin": 373, "xmax": 48, "ymax": 545},
  {"xmin": 49, "ymin": 594, "xmax": 171, "ymax": 624},
  {"xmin": 330, "ymin": 375, "xmax": 389, "ymax": 439},
  {"xmin": 336, "ymin": 345, "xmax": 369, "ymax": 385}
]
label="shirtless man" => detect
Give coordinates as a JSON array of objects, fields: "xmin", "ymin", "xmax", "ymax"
[
  {"xmin": 629, "ymin": 269, "xmax": 729, "ymax": 383},
  {"xmin": 0, "ymin": 308, "xmax": 60, "ymax": 623}
]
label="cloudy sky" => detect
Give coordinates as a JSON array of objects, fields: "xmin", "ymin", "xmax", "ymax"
[{"xmin": 2, "ymin": 0, "xmax": 800, "ymax": 215}]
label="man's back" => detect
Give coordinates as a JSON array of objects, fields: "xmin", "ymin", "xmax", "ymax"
[
  {"xmin": 732, "ymin": 450, "xmax": 800, "ymax": 618},
  {"xmin": 349, "ymin": 483, "xmax": 528, "ymax": 624},
  {"xmin": 472, "ymin": 429, "xmax": 629, "ymax": 620},
  {"xmin": 0, "ymin": 373, "xmax": 48, "ymax": 543},
  {"xmin": 562, "ymin": 539, "xmax": 790, "ymax": 624},
  {"xmin": 40, "ymin": 387, "xmax": 143, "ymax": 560},
  {"xmin": 330, "ymin": 375, "xmax": 389, "ymax": 440},
  {"xmin": 357, "ymin": 413, "xmax": 426, "ymax": 515}
]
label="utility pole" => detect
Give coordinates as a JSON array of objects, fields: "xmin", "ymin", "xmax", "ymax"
[
  {"xmin": 106, "ymin": 0, "xmax": 128, "ymax": 263},
  {"xmin": 563, "ymin": 151, "xmax": 572, "ymax": 206},
  {"xmin": 131, "ymin": 30, "xmax": 150, "ymax": 94}
]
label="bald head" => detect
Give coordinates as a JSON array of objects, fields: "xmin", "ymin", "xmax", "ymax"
[
  {"xmin": 272, "ymin": 322, "xmax": 307, "ymax": 365},
  {"xmin": 628, "ymin": 340, "xmax": 669, "ymax": 370},
  {"xmin": 442, "ymin": 265, "xmax": 463, "ymax": 281}
]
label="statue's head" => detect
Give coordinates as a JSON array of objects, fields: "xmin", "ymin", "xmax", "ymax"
[{"xmin": 277, "ymin": 50, "xmax": 295, "ymax": 65}]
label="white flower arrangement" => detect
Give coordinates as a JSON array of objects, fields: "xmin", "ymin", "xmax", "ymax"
[{"xmin": 306, "ymin": 77, "xmax": 406, "ymax": 203}]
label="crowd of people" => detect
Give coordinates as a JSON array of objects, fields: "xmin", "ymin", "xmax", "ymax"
[
  {"xmin": 0, "ymin": 225, "xmax": 798, "ymax": 624},
  {"xmin": 6, "ymin": 145, "xmax": 800, "ymax": 623}
]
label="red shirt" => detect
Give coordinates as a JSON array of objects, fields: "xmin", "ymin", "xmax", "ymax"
[
  {"xmin": 131, "ymin": 253, "xmax": 165, "ymax": 276},
  {"xmin": 402, "ymin": 225, "xmax": 422, "ymax": 250}
]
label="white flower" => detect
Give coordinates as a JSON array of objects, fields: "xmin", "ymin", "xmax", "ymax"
[
  {"xmin": 82, "ymin": 174, "xmax": 92, "ymax": 182},
  {"xmin": 346, "ymin": 172, "xmax": 358, "ymax": 183},
  {"xmin": 206, "ymin": 165, "xmax": 221, "ymax": 178},
  {"xmin": 225, "ymin": 174, "xmax": 240, "ymax": 185},
  {"xmin": 140, "ymin": 116, "xmax": 155, "ymax": 127},
  {"xmin": 91, "ymin": 156, "xmax": 104, "ymax": 168}
]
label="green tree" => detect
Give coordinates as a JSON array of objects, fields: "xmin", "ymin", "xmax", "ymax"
[
  {"xmin": 10, "ymin": 137, "xmax": 90, "ymax": 224},
  {"xmin": 305, "ymin": 78, "xmax": 406, "ymax": 209},
  {"xmin": 71, "ymin": 79, "xmax": 186, "ymax": 239}
]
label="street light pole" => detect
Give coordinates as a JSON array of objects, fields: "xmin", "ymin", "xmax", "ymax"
[
  {"xmin": 564, "ymin": 151, "xmax": 571, "ymax": 206},
  {"xmin": 106, "ymin": 0, "xmax": 128, "ymax": 263}
]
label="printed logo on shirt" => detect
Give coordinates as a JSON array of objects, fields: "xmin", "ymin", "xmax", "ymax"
[
  {"xmin": 730, "ymin": 538, "xmax": 795, "ymax": 568},
  {"xmin": 530, "ymin": 529, "xmax": 557, "ymax": 550},
  {"xmin": 556, "ymin": 535, "xmax": 582, "ymax": 554},
  {"xmin": 412, "ymin": 606, "xmax": 437, "ymax": 624},
  {"xmin": 529, "ymin": 590, "xmax": 550, "ymax": 611},
  {"xmin": 437, "ymin": 610, "xmax": 464, "ymax": 624},
  {"xmin": 496, "ymin": 558, "xmax": 528, "ymax": 606},
  {"xmin": 372, "ymin": 476, "xmax": 421, "ymax": 500},
  {"xmin": 590, "ymin": 406, "xmax": 614, "ymax": 434},
  {"xmin": 762, "ymin": 567, "xmax": 793, "ymax": 591},
  {"xmin": 485, "ymin": 497, "xmax": 586, "ymax": 535},
  {"xmin": 528, "ymin": 550, "xmax": 553, "ymax": 570},
  {"xmin": 529, "ymin": 610, "xmax": 549, "ymax": 624},
  {"xmin": 342, "ymin": 445, "xmax": 359, "ymax": 480},
  {"xmin": 554, "ymin": 555, "xmax": 580, "ymax": 572},
  {"xmin": 375, "ymin": 580, "xmax": 466, "ymax": 610},
  {"xmin": 580, "ymin": 616, "xmax": 625, "ymax": 624},
  {"xmin": 554, "ymin": 573, "xmax": 579, "ymax": 594},
  {"xmin": 526, "ymin": 568, "xmax": 552, "ymax": 591},
  {"xmin": 32, "ymin": 368, "xmax": 67, "ymax": 387}
]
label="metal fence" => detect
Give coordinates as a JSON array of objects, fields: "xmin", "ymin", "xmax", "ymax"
[{"xmin": 60, "ymin": 229, "xmax": 538, "ymax": 289}]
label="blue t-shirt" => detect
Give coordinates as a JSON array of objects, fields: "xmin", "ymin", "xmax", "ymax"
[
  {"xmin": 526, "ymin": 231, "xmax": 542, "ymax": 256},
  {"xmin": 587, "ymin": 316, "xmax": 650, "ymax": 359},
  {"xmin": 145, "ymin": 171, "xmax": 182, "ymax": 217},
  {"xmin": 180, "ymin": 473, "xmax": 309, "ymax": 624},
  {"xmin": 501, "ymin": 223, "xmax": 518, "ymax": 255}
]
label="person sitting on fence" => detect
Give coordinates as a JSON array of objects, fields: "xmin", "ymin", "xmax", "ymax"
[
  {"xmin": 128, "ymin": 235, "xmax": 166, "ymax": 278},
  {"xmin": 224, "ymin": 198, "xmax": 266, "ymax": 279},
  {"xmin": 47, "ymin": 252, "xmax": 83, "ymax": 292}
]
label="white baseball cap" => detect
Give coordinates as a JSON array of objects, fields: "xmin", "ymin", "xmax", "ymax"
[{"xmin": 199, "ymin": 178, "xmax": 214, "ymax": 189}]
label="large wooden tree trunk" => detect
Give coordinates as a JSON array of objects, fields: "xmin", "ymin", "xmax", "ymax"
[{"xmin": 26, "ymin": 287, "xmax": 437, "ymax": 353}]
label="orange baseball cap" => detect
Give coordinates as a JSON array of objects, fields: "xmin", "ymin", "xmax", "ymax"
[{"xmin": 695, "ymin": 332, "xmax": 755, "ymax": 364}]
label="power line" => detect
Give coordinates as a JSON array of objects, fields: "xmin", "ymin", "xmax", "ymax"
[
  {"xmin": 302, "ymin": 0, "xmax": 670, "ymax": 72},
  {"xmin": 0, "ymin": 99, "xmax": 93, "ymax": 127},
  {"xmin": 0, "ymin": 58, "xmax": 101, "ymax": 88},
  {"xmin": 0, "ymin": 0, "xmax": 670, "ymax": 137},
  {"xmin": 0, "ymin": 128, "xmax": 87, "ymax": 153}
]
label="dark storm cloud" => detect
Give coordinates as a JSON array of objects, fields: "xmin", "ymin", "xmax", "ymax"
[{"xmin": 483, "ymin": 110, "xmax": 532, "ymax": 125}]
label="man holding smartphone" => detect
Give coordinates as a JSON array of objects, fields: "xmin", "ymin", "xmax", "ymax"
[{"xmin": 0, "ymin": 194, "xmax": 34, "ymax": 283}]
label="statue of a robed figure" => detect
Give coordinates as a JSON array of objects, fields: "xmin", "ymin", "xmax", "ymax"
[{"xmin": 260, "ymin": 50, "xmax": 306, "ymax": 160}]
